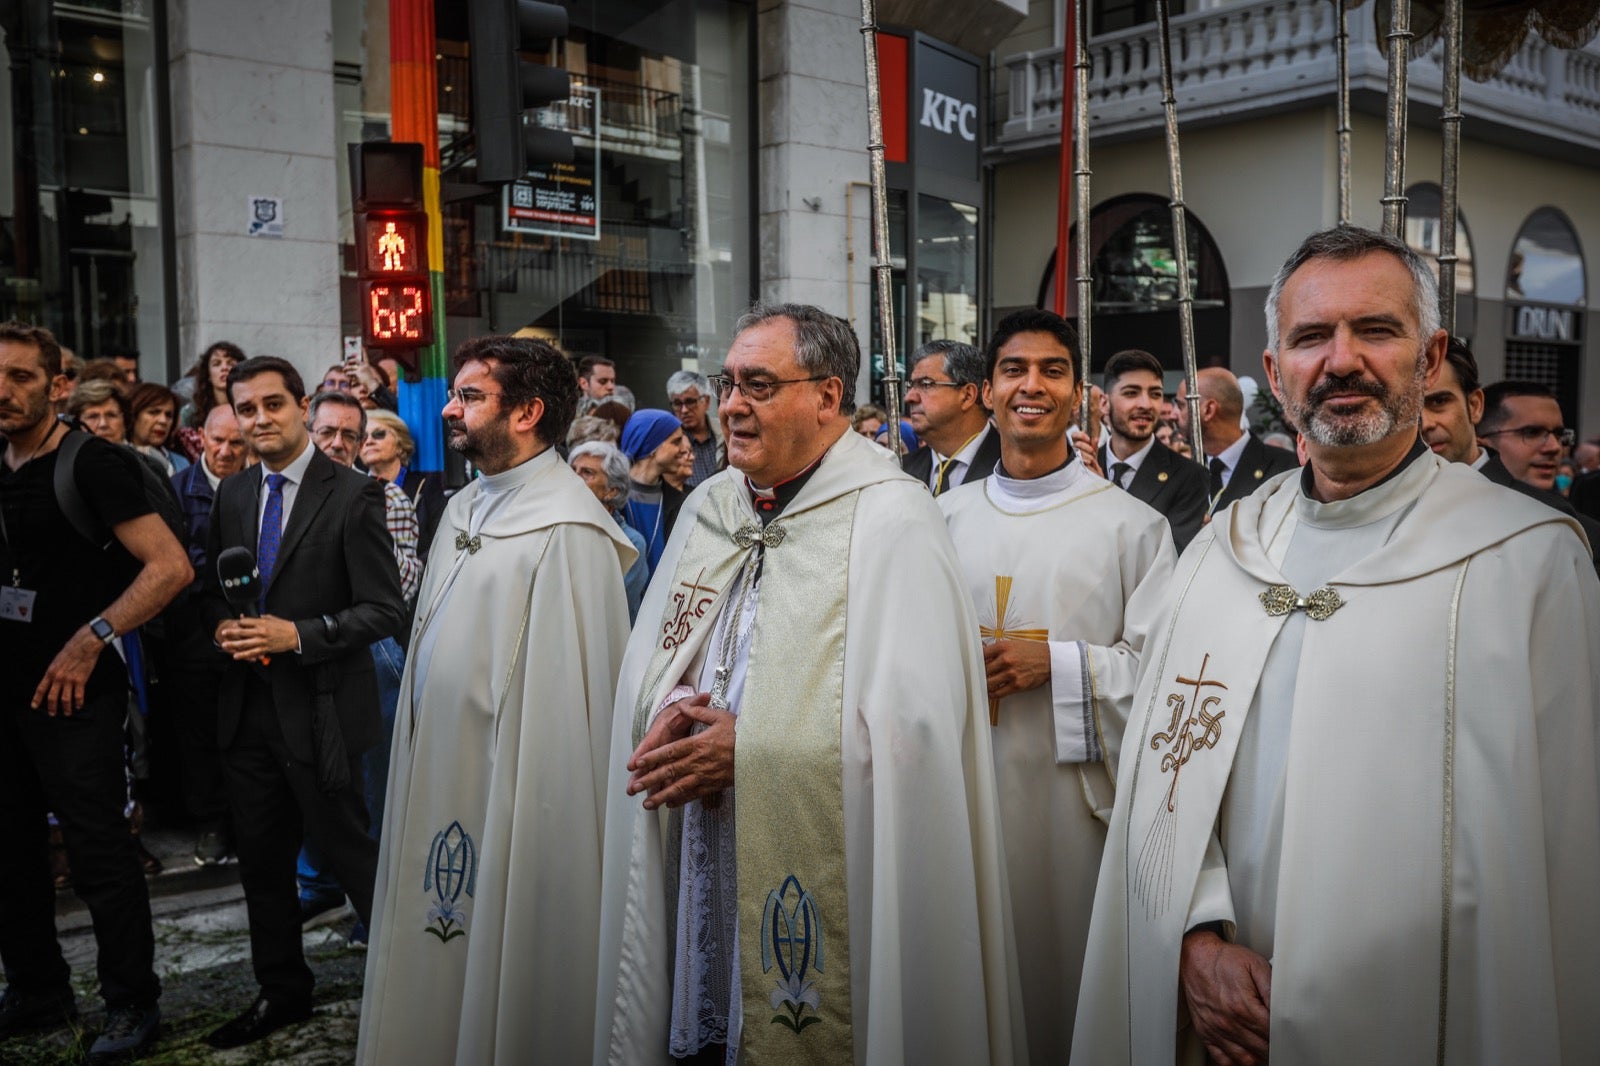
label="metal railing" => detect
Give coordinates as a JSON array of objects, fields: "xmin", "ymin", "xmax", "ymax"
[{"xmin": 996, "ymin": 0, "xmax": 1600, "ymax": 154}]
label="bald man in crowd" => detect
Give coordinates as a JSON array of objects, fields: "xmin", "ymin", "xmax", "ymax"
[{"xmin": 1175, "ymin": 367, "xmax": 1298, "ymax": 516}]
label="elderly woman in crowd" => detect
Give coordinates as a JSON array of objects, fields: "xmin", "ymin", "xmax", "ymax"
[
  {"xmin": 569, "ymin": 440, "xmax": 651, "ymax": 619},
  {"xmin": 70, "ymin": 378, "xmax": 131, "ymax": 444},
  {"xmin": 176, "ymin": 340, "xmax": 243, "ymax": 460},
  {"xmin": 359, "ymin": 408, "xmax": 447, "ymax": 560},
  {"xmin": 619, "ymin": 409, "xmax": 693, "ymax": 576},
  {"xmin": 127, "ymin": 383, "xmax": 191, "ymax": 477}
]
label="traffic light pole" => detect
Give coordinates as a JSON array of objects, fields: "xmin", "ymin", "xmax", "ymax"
[{"xmin": 391, "ymin": 0, "xmax": 449, "ymax": 476}]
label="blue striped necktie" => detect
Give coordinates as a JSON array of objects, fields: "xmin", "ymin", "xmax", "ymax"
[{"xmin": 257, "ymin": 473, "xmax": 287, "ymax": 606}]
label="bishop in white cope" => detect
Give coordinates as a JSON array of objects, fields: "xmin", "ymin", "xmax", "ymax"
[
  {"xmin": 1073, "ymin": 228, "xmax": 1600, "ymax": 1066},
  {"xmin": 942, "ymin": 309, "xmax": 1175, "ymax": 1064},
  {"xmin": 594, "ymin": 304, "xmax": 1023, "ymax": 1066},
  {"xmin": 358, "ymin": 337, "xmax": 635, "ymax": 1065}
]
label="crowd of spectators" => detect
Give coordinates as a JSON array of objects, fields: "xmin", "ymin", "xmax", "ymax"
[{"xmin": 4, "ymin": 311, "xmax": 1595, "ymax": 1060}]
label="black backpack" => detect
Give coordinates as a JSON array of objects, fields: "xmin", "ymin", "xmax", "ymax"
[{"xmin": 54, "ymin": 428, "xmax": 188, "ymax": 551}]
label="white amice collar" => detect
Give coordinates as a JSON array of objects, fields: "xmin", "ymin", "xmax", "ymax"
[
  {"xmin": 1295, "ymin": 444, "xmax": 1432, "ymax": 531},
  {"xmin": 478, "ymin": 444, "xmax": 556, "ymax": 498},
  {"xmin": 985, "ymin": 455, "xmax": 1089, "ymax": 513}
]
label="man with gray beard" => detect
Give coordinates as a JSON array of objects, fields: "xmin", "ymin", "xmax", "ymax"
[{"xmin": 1073, "ymin": 226, "xmax": 1600, "ymax": 1066}]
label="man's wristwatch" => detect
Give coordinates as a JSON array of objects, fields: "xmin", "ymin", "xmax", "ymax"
[{"xmin": 88, "ymin": 616, "xmax": 116, "ymax": 645}]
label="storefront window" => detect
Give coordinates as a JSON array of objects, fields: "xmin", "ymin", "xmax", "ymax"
[
  {"xmin": 432, "ymin": 0, "xmax": 754, "ymax": 403},
  {"xmin": 916, "ymin": 195, "xmax": 978, "ymax": 349},
  {"xmin": 0, "ymin": 1, "xmax": 171, "ymax": 373}
]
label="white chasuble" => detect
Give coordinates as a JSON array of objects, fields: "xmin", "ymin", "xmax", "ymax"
[
  {"xmin": 1072, "ymin": 454, "xmax": 1600, "ymax": 1066},
  {"xmin": 940, "ymin": 459, "xmax": 1175, "ymax": 1064},
  {"xmin": 357, "ymin": 449, "xmax": 637, "ymax": 1066},
  {"xmin": 595, "ymin": 429, "xmax": 1025, "ymax": 1066}
]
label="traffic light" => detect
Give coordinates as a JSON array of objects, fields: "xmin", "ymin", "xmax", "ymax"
[
  {"xmin": 469, "ymin": 0, "xmax": 574, "ymax": 184},
  {"xmin": 353, "ymin": 142, "xmax": 434, "ymax": 362}
]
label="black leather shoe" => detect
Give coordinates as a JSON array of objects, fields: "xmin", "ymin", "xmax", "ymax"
[
  {"xmin": 203, "ymin": 995, "xmax": 312, "ymax": 1049},
  {"xmin": 0, "ymin": 986, "xmax": 77, "ymax": 1038}
]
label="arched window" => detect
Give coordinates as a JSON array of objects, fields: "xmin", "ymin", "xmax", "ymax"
[
  {"xmin": 1037, "ymin": 193, "xmax": 1230, "ymax": 371},
  {"xmin": 1402, "ymin": 182, "xmax": 1476, "ymax": 336},
  {"xmin": 1508, "ymin": 208, "xmax": 1586, "ymax": 306}
]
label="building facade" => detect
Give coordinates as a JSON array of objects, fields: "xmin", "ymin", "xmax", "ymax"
[
  {"xmin": 987, "ymin": 0, "xmax": 1600, "ymax": 433},
  {"xmin": 2, "ymin": 0, "xmax": 1025, "ymax": 419}
]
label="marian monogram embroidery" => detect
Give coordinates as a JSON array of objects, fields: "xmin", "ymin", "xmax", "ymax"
[
  {"xmin": 762, "ymin": 875, "xmax": 825, "ymax": 1033},
  {"xmin": 1135, "ymin": 654, "xmax": 1229, "ymax": 916},
  {"xmin": 423, "ymin": 821, "xmax": 477, "ymax": 942},
  {"xmin": 661, "ymin": 568, "xmax": 719, "ymax": 650}
]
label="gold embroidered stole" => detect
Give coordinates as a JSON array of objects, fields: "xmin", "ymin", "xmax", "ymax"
[
  {"xmin": 632, "ymin": 478, "xmax": 857, "ymax": 1065},
  {"xmin": 1118, "ymin": 538, "xmax": 1288, "ymax": 1058}
]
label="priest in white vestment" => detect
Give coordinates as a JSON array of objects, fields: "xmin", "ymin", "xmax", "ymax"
[
  {"xmin": 941, "ymin": 308, "xmax": 1176, "ymax": 1064},
  {"xmin": 358, "ymin": 337, "xmax": 636, "ymax": 1065},
  {"xmin": 594, "ymin": 303, "xmax": 1024, "ymax": 1066},
  {"xmin": 1073, "ymin": 228, "xmax": 1600, "ymax": 1066}
]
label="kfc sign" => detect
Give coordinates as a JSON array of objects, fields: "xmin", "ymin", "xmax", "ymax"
[{"xmin": 914, "ymin": 39, "xmax": 980, "ymax": 180}]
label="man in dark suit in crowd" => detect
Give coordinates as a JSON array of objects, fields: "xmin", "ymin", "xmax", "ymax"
[
  {"xmin": 201, "ymin": 356, "xmax": 404, "ymax": 1049},
  {"xmin": 1421, "ymin": 339, "xmax": 1598, "ymax": 572},
  {"xmin": 167, "ymin": 405, "xmax": 248, "ymax": 865},
  {"xmin": 902, "ymin": 339, "xmax": 1000, "ymax": 494},
  {"xmin": 1175, "ymin": 366, "xmax": 1298, "ymax": 514},
  {"xmin": 1095, "ymin": 349, "xmax": 1208, "ymax": 551}
]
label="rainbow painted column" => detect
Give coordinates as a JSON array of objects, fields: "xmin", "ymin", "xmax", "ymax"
[{"xmin": 390, "ymin": 0, "xmax": 448, "ymax": 472}]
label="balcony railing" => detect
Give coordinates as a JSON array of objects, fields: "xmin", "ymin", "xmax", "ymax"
[{"xmin": 996, "ymin": 0, "xmax": 1600, "ymax": 156}]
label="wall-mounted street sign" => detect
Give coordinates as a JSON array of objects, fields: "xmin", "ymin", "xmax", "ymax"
[{"xmin": 502, "ymin": 85, "xmax": 602, "ymax": 241}]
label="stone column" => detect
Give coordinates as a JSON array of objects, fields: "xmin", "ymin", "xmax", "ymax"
[{"xmin": 168, "ymin": 0, "xmax": 339, "ymax": 383}]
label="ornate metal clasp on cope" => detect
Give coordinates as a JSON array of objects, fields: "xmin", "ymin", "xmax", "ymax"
[
  {"xmin": 1259, "ymin": 584, "xmax": 1345, "ymax": 621},
  {"xmin": 732, "ymin": 522, "xmax": 786, "ymax": 551},
  {"xmin": 455, "ymin": 532, "xmax": 482, "ymax": 554}
]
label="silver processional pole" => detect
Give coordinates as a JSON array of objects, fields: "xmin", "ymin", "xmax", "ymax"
[
  {"xmin": 1380, "ymin": 0, "xmax": 1414, "ymax": 236},
  {"xmin": 859, "ymin": 0, "xmax": 903, "ymax": 456},
  {"xmin": 1437, "ymin": 0, "xmax": 1463, "ymax": 331},
  {"xmin": 1335, "ymin": 0, "xmax": 1352, "ymax": 226},
  {"xmin": 1074, "ymin": 0, "xmax": 1095, "ymax": 431},
  {"xmin": 1153, "ymin": 0, "xmax": 1206, "ymax": 466}
]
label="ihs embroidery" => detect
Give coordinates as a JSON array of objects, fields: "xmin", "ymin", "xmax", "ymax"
[{"xmin": 1135, "ymin": 653, "xmax": 1228, "ymax": 916}]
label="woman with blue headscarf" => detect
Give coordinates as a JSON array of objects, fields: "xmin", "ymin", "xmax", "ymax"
[{"xmin": 619, "ymin": 409, "xmax": 693, "ymax": 577}]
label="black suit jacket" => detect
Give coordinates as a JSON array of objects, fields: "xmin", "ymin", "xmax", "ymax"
[
  {"xmin": 1100, "ymin": 439, "xmax": 1210, "ymax": 553},
  {"xmin": 1478, "ymin": 449, "xmax": 1600, "ymax": 573},
  {"xmin": 203, "ymin": 446, "xmax": 406, "ymax": 763},
  {"xmin": 902, "ymin": 423, "xmax": 1002, "ymax": 493},
  {"xmin": 1212, "ymin": 434, "xmax": 1300, "ymax": 511},
  {"xmin": 1569, "ymin": 469, "xmax": 1600, "ymax": 522}
]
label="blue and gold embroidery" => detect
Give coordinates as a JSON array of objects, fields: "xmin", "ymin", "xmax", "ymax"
[
  {"xmin": 762, "ymin": 874, "xmax": 824, "ymax": 1033},
  {"xmin": 423, "ymin": 820, "xmax": 477, "ymax": 942}
]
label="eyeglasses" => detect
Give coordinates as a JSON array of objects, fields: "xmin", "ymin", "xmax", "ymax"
[
  {"xmin": 321, "ymin": 379, "xmax": 352, "ymax": 392},
  {"xmin": 669, "ymin": 395, "xmax": 707, "ymax": 410},
  {"xmin": 1481, "ymin": 424, "xmax": 1576, "ymax": 448},
  {"xmin": 707, "ymin": 374, "xmax": 830, "ymax": 403},
  {"xmin": 905, "ymin": 377, "xmax": 965, "ymax": 393},
  {"xmin": 313, "ymin": 426, "xmax": 361, "ymax": 445},
  {"xmin": 364, "ymin": 428, "xmax": 389, "ymax": 442},
  {"xmin": 446, "ymin": 387, "xmax": 503, "ymax": 406}
]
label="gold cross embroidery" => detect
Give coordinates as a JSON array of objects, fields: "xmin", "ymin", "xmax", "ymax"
[{"xmin": 978, "ymin": 575, "xmax": 1049, "ymax": 726}]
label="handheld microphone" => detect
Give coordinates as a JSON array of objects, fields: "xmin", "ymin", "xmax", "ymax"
[{"xmin": 217, "ymin": 547, "xmax": 270, "ymax": 665}]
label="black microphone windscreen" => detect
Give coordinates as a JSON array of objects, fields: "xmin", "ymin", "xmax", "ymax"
[{"xmin": 217, "ymin": 546, "xmax": 262, "ymax": 609}]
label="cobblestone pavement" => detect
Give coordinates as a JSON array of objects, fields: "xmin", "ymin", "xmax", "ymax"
[{"xmin": 2, "ymin": 828, "xmax": 364, "ymax": 1065}]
